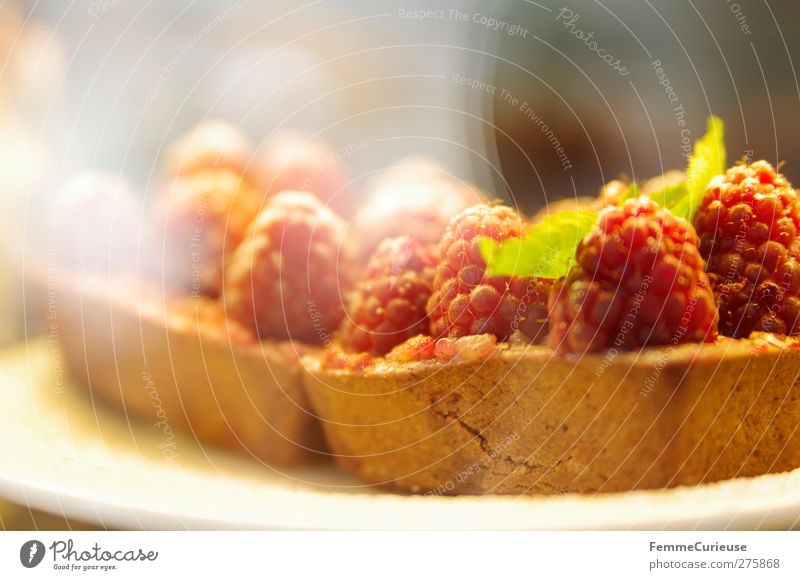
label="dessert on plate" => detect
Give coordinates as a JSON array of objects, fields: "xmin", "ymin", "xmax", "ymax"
[
  {"xmin": 47, "ymin": 116, "xmax": 800, "ymax": 494},
  {"xmin": 304, "ymin": 117, "xmax": 800, "ymax": 494}
]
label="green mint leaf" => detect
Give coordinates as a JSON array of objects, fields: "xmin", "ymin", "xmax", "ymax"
[
  {"xmin": 480, "ymin": 209, "xmax": 598, "ymax": 279},
  {"xmin": 648, "ymin": 181, "xmax": 689, "ymax": 210},
  {"xmin": 688, "ymin": 116, "xmax": 726, "ymax": 195},
  {"xmin": 669, "ymin": 189, "xmax": 693, "ymax": 222},
  {"xmin": 644, "ymin": 116, "xmax": 725, "ymax": 221},
  {"xmin": 676, "ymin": 116, "xmax": 726, "ymax": 221}
]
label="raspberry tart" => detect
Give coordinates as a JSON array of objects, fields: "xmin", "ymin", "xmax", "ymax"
[
  {"xmin": 302, "ymin": 117, "xmax": 800, "ymax": 494},
  {"xmin": 48, "ymin": 127, "xmax": 477, "ymax": 468},
  {"xmin": 45, "ymin": 116, "xmax": 800, "ymax": 495},
  {"xmin": 49, "ymin": 124, "xmax": 354, "ymax": 466}
]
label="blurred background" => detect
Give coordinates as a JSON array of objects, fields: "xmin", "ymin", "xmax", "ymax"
[
  {"xmin": 5, "ymin": 1, "xmax": 799, "ymax": 208},
  {"xmin": 1, "ymin": 0, "xmax": 799, "ymax": 528}
]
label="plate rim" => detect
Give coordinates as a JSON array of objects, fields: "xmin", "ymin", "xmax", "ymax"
[{"xmin": 2, "ymin": 463, "xmax": 800, "ymax": 530}]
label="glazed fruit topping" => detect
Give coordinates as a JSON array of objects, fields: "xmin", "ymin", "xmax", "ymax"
[
  {"xmin": 427, "ymin": 204, "xmax": 552, "ymax": 343},
  {"xmin": 339, "ymin": 236, "xmax": 438, "ymax": 356},
  {"xmin": 224, "ymin": 191, "xmax": 354, "ymax": 343},
  {"xmin": 548, "ymin": 196, "xmax": 718, "ymax": 353}
]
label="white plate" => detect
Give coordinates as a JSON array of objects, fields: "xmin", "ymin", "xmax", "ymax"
[{"xmin": 1, "ymin": 340, "xmax": 799, "ymax": 530}]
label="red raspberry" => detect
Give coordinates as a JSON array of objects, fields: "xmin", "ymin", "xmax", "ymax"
[
  {"xmin": 694, "ymin": 161, "xmax": 800, "ymax": 337},
  {"xmin": 223, "ymin": 191, "xmax": 353, "ymax": 343},
  {"xmin": 350, "ymin": 158, "xmax": 481, "ymax": 261},
  {"xmin": 255, "ymin": 130, "xmax": 351, "ymax": 216},
  {"xmin": 549, "ymin": 196, "xmax": 718, "ymax": 353},
  {"xmin": 426, "ymin": 204, "xmax": 552, "ymax": 342},
  {"xmin": 157, "ymin": 169, "xmax": 261, "ymax": 298},
  {"xmin": 339, "ymin": 236, "xmax": 438, "ymax": 355}
]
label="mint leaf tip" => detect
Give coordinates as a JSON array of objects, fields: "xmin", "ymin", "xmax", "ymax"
[
  {"xmin": 645, "ymin": 115, "xmax": 726, "ymax": 222},
  {"xmin": 481, "ymin": 209, "xmax": 598, "ymax": 279}
]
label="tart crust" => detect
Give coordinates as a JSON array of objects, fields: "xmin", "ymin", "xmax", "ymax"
[
  {"xmin": 303, "ymin": 336, "xmax": 800, "ymax": 494},
  {"xmin": 52, "ymin": 280, "xmax": 326, "ymax": 465}
]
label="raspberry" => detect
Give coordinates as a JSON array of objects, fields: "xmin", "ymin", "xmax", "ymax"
[
  {"xmin": 693, "ymin": 161, "xmax": 800, "ymax": 337},
  {"xmin": 163, "ymin": 119, "xmax": 255, "ymax": 182},
  {"xmin": 224, "ymin": 191, "xmax": 353, "ymax": 343},
  {"xmin": 255, "ymin": 130, "xmax": 351, "ymax": 215},
  {"xmin": 339, "ymin": 236, "xmax": 437, "ymax": 355},
  {"xmin": 157, "ymin": 169, "xmax": 262, "ymax": 298},
  {"xmin": 426, "ymin": 204, "xmax": 552, "ymax": 342},
  {"xmin": 350, "ymin": 158, "xmax": 480, "ymax": 261},
  {"xmin": 548, "ymin": 196, "xmax": 718, "ymax": 353}
]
